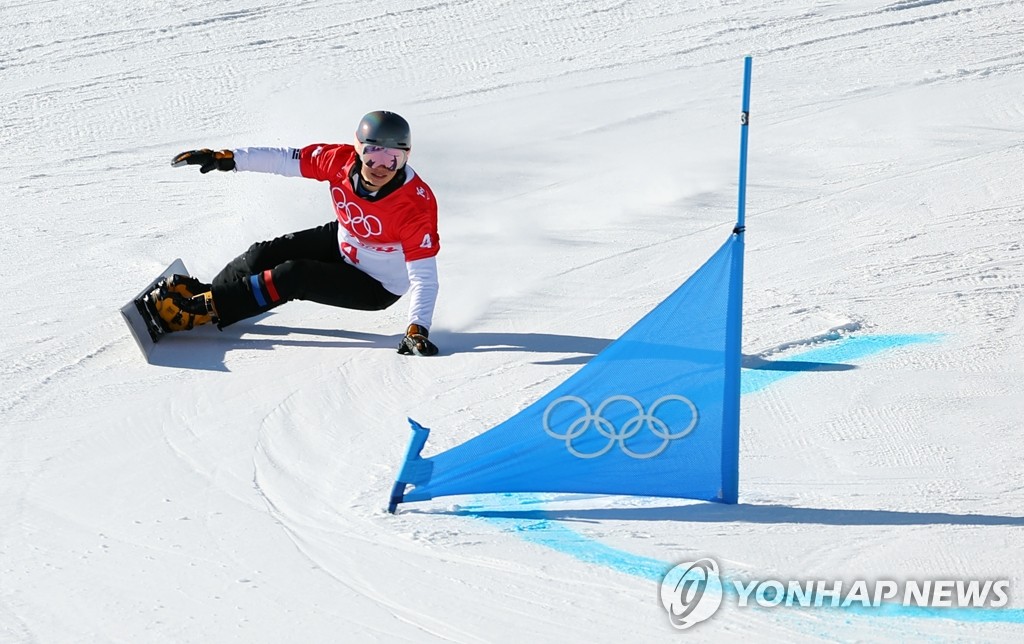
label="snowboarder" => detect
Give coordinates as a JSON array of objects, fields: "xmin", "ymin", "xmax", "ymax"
[{"xmin": 150, "ymin": 110, "xmax": 440, "ymax": 356}]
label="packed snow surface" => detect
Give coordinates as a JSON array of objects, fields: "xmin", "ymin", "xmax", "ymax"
[{"xmin": 2, "ymin": 1, "xmax": 1023, "ymax": 641}]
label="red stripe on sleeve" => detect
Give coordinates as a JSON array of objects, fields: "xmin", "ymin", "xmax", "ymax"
[{"xmin": 262, "ymin": 269, "xmax": 281, "ymax": 302}]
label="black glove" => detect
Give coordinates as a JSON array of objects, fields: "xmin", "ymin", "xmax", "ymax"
[
  {"xmin": 171, "ymin": 149, "xmax": 235, "ymax": 174},
  {"xmin": 397, "ymin": 324, "xmax": 439, "ymax": 356}
]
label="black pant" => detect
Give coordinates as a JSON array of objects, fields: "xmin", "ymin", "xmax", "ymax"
[{"xmin": 210, "ymin": 220, "xmax": 401, "ymax": 328}]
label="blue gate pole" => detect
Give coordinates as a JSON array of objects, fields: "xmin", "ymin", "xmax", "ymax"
[{"xmin": 722, "ymin": 56, "xmax": 752, "ymax": 503}]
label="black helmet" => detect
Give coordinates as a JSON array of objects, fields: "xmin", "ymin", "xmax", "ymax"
[{"xmin": 356, "ymin": 110, "xmax": 411, "ymax": 150}]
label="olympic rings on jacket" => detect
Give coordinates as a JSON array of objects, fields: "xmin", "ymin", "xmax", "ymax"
[{"xmin": 332, "ymin": 187, "xmax": 383, "ymax": 238}]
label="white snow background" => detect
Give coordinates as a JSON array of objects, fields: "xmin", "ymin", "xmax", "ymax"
[{"xmin": 2, "ymin": 0, "xmax": 1023, "ymax": 641}]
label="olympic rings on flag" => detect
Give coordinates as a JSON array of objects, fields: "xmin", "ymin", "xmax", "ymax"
[{"xmin": 542, "ymin": 394, "xmax": 698, "ymax": 459}]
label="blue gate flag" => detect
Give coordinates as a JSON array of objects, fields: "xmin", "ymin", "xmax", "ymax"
[
  {"xmin": 388, "ymin": 231, "xmax": 745, "ymax": 511},
  {"xmin": 388, "ymin": 56, "xmax": 751, "ymax": 513}
]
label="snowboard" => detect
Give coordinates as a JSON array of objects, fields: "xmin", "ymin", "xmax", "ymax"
[{"xmin": 120, "ymin": 258, "xmax": 188, "ymax": 361}]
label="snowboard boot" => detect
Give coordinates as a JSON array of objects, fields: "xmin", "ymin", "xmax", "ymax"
[
  {"xmin": 159, "ymin": 274, "xmax": 212, "ymax": 299},
  {"xmin": 147, "ymin": 285, "xmax": 218, "ymax": 333}
]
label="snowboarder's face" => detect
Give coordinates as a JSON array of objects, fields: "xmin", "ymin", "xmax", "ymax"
[
  {"xmin": 359, "ymin": 161, "xmax": 398, "ymax": 189},
  {"xmin": 357, "ymin": 143, "xmax": 406, "ymax": 189}
]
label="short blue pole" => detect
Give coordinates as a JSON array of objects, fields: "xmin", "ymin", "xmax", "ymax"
[{"xmin": 387, "ymin": 419, "xmax": 433, "ymax": 513}]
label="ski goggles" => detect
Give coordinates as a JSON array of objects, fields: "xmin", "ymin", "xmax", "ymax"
[{"xmin": 358, "ymin": 143, "xmax": 408, "ymax": 172}]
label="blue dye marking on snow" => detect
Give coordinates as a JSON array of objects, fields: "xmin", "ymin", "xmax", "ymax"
[
  {"xmin": 465, "ymin": 504, "xmax": 669, "ymax": 582},
  {"xmin": 460, "ymin": 333, "xmax": 1024, "ymax": 624},
  {"xmin": 742, "ymin": 333, "xmax": 943, "ymax": 394},
  {"xmin": 462, "ymin": 494, "xmax": 1024, "ymax": 624}
]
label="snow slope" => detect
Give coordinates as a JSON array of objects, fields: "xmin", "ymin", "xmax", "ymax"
[{"xmin": 2, "ymin": 0, "xmax": 1023, "ymax": 641}]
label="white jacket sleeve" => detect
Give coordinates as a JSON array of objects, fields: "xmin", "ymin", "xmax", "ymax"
[
  {"xmin": 406, "ymin": 256, "xmax": 439, "ymax": 329},
  {"xmin": 232, "ymin": 147, "xmax": 303, "ymax": 177}
]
